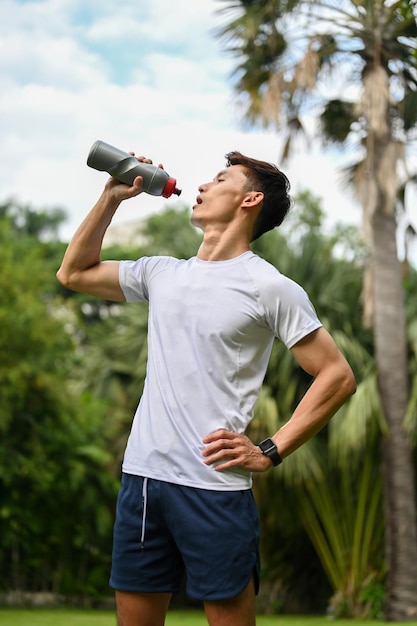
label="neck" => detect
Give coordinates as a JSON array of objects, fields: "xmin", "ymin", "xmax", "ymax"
[{"xmin": 196, "ymin": 228, "xmax": 251, "ymax": 261}]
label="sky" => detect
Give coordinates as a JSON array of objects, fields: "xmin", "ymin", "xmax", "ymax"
[{"xmin": 0, "ymin": 0, "xmax": 386, "ymax": 243}]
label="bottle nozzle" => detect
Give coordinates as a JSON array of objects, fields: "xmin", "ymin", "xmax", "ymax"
[{"xmin": 163, "ymin": 177, "xmax": 182, "ymax": 198}]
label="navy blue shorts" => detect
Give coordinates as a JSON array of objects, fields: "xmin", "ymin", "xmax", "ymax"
[{"xmin": 109, "ymin": 473, "xmax": 260, "ymax": 601}]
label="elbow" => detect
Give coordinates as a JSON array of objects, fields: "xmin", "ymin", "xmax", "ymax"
[
  {"xmin": 55, "ymin": 267, "xmax": 68, "ymax": 287},
  {"xmin": 56, "ymin": 266, "xmax": 69, "ymax": 288},
  {"xmin": 56, "ymin": 266, "xmax": 77, "ymax": 291},
  {"xmin": 341, "ymin": 365, "xmax": 357, "ymax": 399}
]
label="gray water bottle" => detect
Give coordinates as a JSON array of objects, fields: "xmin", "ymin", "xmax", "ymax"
[{"xmin": 87, "ymin": 140, "xmax": 182, "ymax": 198}]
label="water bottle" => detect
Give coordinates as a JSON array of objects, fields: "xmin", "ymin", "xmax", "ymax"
[{"xmin": 87, "ymin": 140, "xmax": 182, "ymax": 198}]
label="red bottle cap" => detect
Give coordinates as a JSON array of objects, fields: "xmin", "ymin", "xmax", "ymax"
[{"xmin": 163, "ymin": 177, "xmax": 182, "ymax": 198}]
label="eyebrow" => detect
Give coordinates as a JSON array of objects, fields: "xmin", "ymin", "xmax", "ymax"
[{"xmin": 214, "ymin": 169, "xmax": 228, "ymax": 180}]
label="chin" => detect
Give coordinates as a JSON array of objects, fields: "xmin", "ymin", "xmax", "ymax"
[{"xmin": 190, "ymin": 214, "xmax": 203, "ymax": 231}]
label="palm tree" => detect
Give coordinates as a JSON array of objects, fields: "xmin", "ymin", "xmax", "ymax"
[{"xmin": 216, "ymin": 0, "xmax": 417, "ymax": 619}]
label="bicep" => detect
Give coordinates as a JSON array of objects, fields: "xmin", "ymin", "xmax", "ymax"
[
  {"xmin": 290, "ymin": 327, "xmax": 348, "ymax": 378},
  {"xmin": 60, "ymin": 260, "xmax": 126, "ymax": 302}
]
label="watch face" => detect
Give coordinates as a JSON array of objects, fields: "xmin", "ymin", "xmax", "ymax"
[
  {"xmin": 259, "ymin": 438, "xmax": 282, "ymax": 466},
  {"xmin": 260, "ymin": 438, "xmax": 275, "ymax": 454}
]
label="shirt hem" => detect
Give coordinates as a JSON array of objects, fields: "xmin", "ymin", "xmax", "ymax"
[{"xmin": 121, "ymin": 465, "xmax": 253, "ymax": 492}]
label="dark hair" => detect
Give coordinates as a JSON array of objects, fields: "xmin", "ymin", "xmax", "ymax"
[{"xmin": 225, "ymin": 151, "xmax": 291, "ymax": 241}]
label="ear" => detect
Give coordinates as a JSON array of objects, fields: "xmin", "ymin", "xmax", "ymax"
[{"xmin": 243, "ymin": 191, "xmax": 264, "ymax": 208}]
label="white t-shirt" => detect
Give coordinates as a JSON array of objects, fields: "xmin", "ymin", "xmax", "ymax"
[{"xmin": 119, "ymin": 251, "xmax": 322, "ymax": 491}]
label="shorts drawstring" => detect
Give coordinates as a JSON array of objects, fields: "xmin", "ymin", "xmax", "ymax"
[{"xmin": 140, "ymin": 477, "xmax": 148, "ymax": 552}]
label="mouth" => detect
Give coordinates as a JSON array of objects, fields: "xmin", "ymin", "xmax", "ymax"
[{"xmin": 193, "ymin": 195, "xmax": 203, "ymax": 210}]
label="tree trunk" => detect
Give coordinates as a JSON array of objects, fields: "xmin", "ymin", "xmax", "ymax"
[{"xmin": 372, "ymin": 208, "xmax": 417, "ymax": 621}]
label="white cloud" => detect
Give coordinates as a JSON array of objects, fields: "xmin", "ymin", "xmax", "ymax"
[{"xmin": 0, "ymin": 0, "xmax": 363, "ymax": 243}]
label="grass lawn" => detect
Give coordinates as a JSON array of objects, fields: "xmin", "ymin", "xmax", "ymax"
[{"xmin": 1, "ymin": 609, "xmax": 417, "ymax": 626}]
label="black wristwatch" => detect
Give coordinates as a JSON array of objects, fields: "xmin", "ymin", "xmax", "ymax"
[{"xmin": 258, "ymin": 438, "xmax": 283, "ymax": 467}]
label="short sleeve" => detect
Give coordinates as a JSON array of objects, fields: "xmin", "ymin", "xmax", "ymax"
[
  {"xmin": 119, "ymin": 256, "xmax": 179, "ymax": 302},
  {"xmin": 262, "ymin": 273, "xmax": 322, "ymax": 349}
]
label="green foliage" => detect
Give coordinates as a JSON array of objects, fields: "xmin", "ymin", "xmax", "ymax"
[
  {"xmin": 2, "ymin": 196, "xmax": 417, "ymax": 613},
  {"xmin": 0, "ymin": 199, "xmax": 66, "ymax": 241},
  {"xmin": 141, "ymin": 204, "xmax": 202, "ymax": 258},
  {"xmin": 0, "ymin": 221, "xmax": 72, "ymax": 429},
  {"xmin": 298, "ymin": 450, "xmax": 384, "ymax": 617},
  {"xmin": 320, "ymin": 99, "xmax": 356, "ymax": 144},
  {"xmin": 0, "ymin": 204, "xmax": 119, "ymax": 596},
  {"xmin": 359, "ymin": 579, "xmax": 385, "ymax": 620}
]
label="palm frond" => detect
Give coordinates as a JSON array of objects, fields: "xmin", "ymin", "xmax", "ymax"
[
  {"xmin": 297, "ymin": 447, "xmax": 383, "ymax": 607},
  {"xmin": 329, "ymin": 373, "xmax": 387, "ymax": 466}
]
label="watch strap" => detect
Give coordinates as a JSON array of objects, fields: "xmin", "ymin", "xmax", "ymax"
[{"xmin": 258, "ymin": 437, "xmax": 283, "ymax": 466}]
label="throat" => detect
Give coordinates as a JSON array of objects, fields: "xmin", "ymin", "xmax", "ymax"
[{"xmin": 197, "ymin": 232, "xmax": 250, "ymax": 262}]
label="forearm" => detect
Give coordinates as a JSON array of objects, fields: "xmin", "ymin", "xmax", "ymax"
[
  {"xmin": 57, "ymin": 187, "xmax": 120, "ymax": 283},
  {"xmin": 56, "ymin": 170, "xmax": 145, "ymax": 299},
  {"xmin": 273, "ymin": 362, "xmax": 355, "ymax": 458}
]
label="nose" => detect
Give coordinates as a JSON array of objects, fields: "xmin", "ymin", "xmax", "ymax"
[{"xmin": 198, "ymin": 181, "xmax": 209, "ymax": 192}]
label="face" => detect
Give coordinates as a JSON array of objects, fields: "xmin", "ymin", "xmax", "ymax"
[{"xmin": 191, "ymin": 165, "xmax": 251, "ymax": 231}]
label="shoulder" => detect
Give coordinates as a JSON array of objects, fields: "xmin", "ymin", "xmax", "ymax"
[
  {"xmin": 119, "ymin": 256, "xmax": 187, "ymax": 301},
  {"xmin": 120, "ymin": 255, "xmax": 186, "ymax": 277},
  {"xmin": 243, "ymin": 252, "xmax": 307, "ymax": 300},
  {"xmin": 244, "ymin": 253, "xmax": 322, "ymax": 346}
]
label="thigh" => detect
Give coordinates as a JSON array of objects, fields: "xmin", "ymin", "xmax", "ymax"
[
  {"xmin": 161, "ymin": 484, "xmax": 260, "ymax": 601},
  {"xmin": 204, "ymin": 577, "xmax": 256, "ymax": 626},
  {"xmin": 116, "ymin": 590, "xmax": 171, "ymax": 626},
  {"xmin": 110, "ymin": 474, "xmax": 184, "ymax": 594}
]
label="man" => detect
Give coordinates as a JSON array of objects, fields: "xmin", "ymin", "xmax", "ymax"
[{"xmin": 57, "ymin": 150, "xmax": 356, "ymax": 626}]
